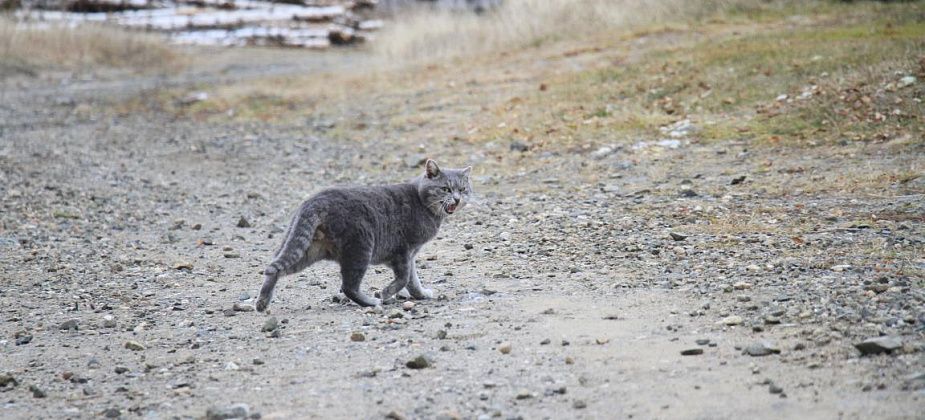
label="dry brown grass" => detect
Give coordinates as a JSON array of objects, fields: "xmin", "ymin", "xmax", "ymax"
[
  {"xmin": 373, "ymin": 0, "xmax": 804, "ymax": 64},
  {"xmin": 0, "ymin": 19, "xmax": 182, "ymax": 77}
]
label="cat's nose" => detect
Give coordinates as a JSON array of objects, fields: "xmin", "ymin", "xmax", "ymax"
[{"xmin": 453, "ymin": 196, "xmax": 460, "ymax": 205}]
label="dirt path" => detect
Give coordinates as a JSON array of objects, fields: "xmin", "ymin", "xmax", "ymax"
[{"xmin": 1, "ymin": 45, "xmax": 923, "ymax": 419}]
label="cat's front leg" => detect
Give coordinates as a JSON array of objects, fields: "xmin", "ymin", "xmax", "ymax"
[
  {"xmin": 406, "ymin": 260, "xmax": 434, "ymax": 300},
  {"xmin": 381, "ymin": 258, "xmax": 411, "ymax": 304}
]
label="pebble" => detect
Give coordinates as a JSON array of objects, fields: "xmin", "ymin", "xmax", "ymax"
[
  {"xmin": 769, "ymin": 384, "xmax": 784, "ymax": 394},
  {"xmin": 59, "ymin": 319, "xmax": 79, "ymax": 331},
  {"xmin": 436, "ymin": 330, "xmax": 448, "ymax": 339},
  {"xmin": 124, "ymin": 341, "xmax": 146, "ymax": 351},
  {"xmin": 573, "ymin": 400, "xmax": 587, "ymax": 409},
  {"xmin": 498, "ymin": 342, "xmax": 512, "ymax": 354},
  {"xmin": 744, "ymin": 341, "xmax": 781, "ymax": 357},
  {"xmin": 515, "ymin": 389, "xmax": 534, "ymax": 400},
  {"xmin": 15, "ymin": 332, "xmax": 32, "ymax": 345},
  {"xmin": 681, "ymin": 348, "xmax": 704, "ymax": 356},
  {"xmin": 510, "ymin": 141, "xmax": 529, "ymax": 152},
  {"xmin": 695, "ymin": 339, "xmax": 710, "ymax": 345},
  {"xmin": 262, "ymin": 317, "xmax": 279, "ymax": 332},
  {"xmin": 0, "ymin": 373, "xmax": 19, "ymax": 390},
  {"xmin": 718, "ymin": 315, "xmax": 743, "ymax": 326},
  {"xmin": 236, "ymin": 216, "xmax": 251, "ymax": 228},
  {"xmin": 402, "ymin": 301, "xmax": 415, "ymax": 311},
  {"xmin": 233, "ymin": 302, "xmax": 255, "ymax": 312},
  {"xmin": 404, "ymin": 154, "xmax": 427, "ymax": 168},
  {"xmin": 386, "ymin": 411, "xmax": 407, "ymax": 420},
  {"xmin": 854, "ymin": 336, "xmax": 903, "ymax": 355},
  {"xmin": 350, "ymin": 332, "xmax": 366, "ymax": 342},
  {"xmin": 206, "ymin": 403, "xmax": 250, "ymax": 420},
  {"xmin": 540, "ymin": 338, "xmax": 551, "ymax": 345},
  {"xmin": 899, "ymin": 76, "xmax": 916, "ymax": 88},
  {"xmin": 29, "ymin": 384, "xmax": 46, "ymax": 398},
  {"xmin": 406, "ymin": 355, "xmax": 433, "ymax": 369},
  {"xmin": 102, "ymin": 408, "xmax": 121, "ymax": 418},
  {"xmin": 253, "ymin": 358, "xmax": 265, "ymax": 365},
  {"xmin": 114, "ymin": 366, "xmax": 129, "ymax": 374},
  {"xmin": 102, "ymin": 315, "xmax": 117, "ymax": 328},
  {"xmin": 669, "ymin": 232, "xmax": 688, "ymax": 241}
]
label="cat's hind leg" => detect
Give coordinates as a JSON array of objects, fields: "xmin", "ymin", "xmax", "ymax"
[
  {"xmin": 339, "ymin": 245, "xmax": 381, "ymax": 307},
  {"xmin": 256, "ymin": 212, "xmax": 321, "ymax": 312}
]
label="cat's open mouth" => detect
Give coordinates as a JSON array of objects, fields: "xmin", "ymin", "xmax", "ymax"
[{"xmin": 445, "ymin": 203, "xmax": 458, "ymax": 214}]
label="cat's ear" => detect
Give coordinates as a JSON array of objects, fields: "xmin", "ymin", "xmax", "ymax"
[
  {"xmin": 462, "ymin": 166, "xmax": 472, "ymax": 177},
  {"xmin": 425, "ymin": 159, "xmax": 441, "ymax": 179}
]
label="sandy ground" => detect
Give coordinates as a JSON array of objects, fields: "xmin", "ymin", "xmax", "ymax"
[{"xmin": 1, "ymin": 46, "xmax": 923, "ymax": 420}]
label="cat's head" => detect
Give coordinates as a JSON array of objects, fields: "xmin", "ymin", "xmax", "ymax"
[{"xmin": 417, "ymin": 159, "xmax": 472, "ymax": 217}]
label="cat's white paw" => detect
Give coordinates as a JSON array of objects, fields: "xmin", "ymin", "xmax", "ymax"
[{"xmin": 419, "ymin": 288, "xmax": 434, "ymax": 299}]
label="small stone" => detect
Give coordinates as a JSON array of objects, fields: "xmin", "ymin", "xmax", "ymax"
[
  {"xmin": 385, "ymin": 411, "xmax": 407, "ymax": 420},
  {"xmin": 540, "ymin": 338, "xmax": 551, "ymax": 345},
  {"xmin": 681, "ymin": 348, "xmax": 704, "ymax": 356},
  {"xmin": 695, "ymin": 339, "xmax": 710, "ymax": 346},
  {"xmin": 59, "ymin": 319, "xmax": 79, "ymax": 331},
  {"xmin": 498, "ymin": 342, "xmax": 512, "ymax": 354},
  {"xmin": 564, "ymin": 357, "xmax": 574, "ymax": 365},
  {"xmin": 669, "ymin": 232, "xmax": 688, "ymax": 241},
  {"xmin": 173, "ymin": 261, "xmax": 193, "ymax": 270},
  {"xmin": 573, "ymin": 400, "xmax": 587, "ymax": 409},
  {"xmin": 744, "ymin": 341, "xmax": 781, "ymax": 357},
  {"xmin": 515, "ymin": 389, "xmax": 533, "ymax": 400},
  {"xmin": 233, "ymin": 302, "xmax": 255, "ymax": 312},
  {"xmin": 114, "ymin": 366, "xmax": 129, "ymax": 374},
  {"xmin": 463, "ymin": 243, "xmax": 474, "ymax": 250},
  {"xmin": 899, "ymin": 76, "xmax": 916, "ymax": 88},
  {"xmin": 253, "ymin": 358, "xmax": 264, "ymax": 365},
  {"xmin": 591, "ymin": 146, "xmax": 614, "ymax": 159},
  {"xmin": 29, "ymin": 384, "xmax": 46, "ymax": 398},
  {"xmin": 769, "ymin": 384, "xmax": 784, "ymax": 394},
  {"xmin": 402, "ymin": 301, "xmax": 415, "ymax": 311},
  {"xmin": 730, "ymin": 175, "xmax": 746, "ymax": 185},
  {"xmin": 831, "ymin": 264, "xmax": 851, "ymax": 272},
  {"xmin": 225, "ymin": 361, "xmax": 239, "ymax": 371},
  {"xmin": 733, "ymin": 282, "xmax": 751, "ymax": 290},
  {"xmin": 223, "ymin": 251, "xmax": 241, "ymax": 258},
  {"xmin": 15, "ymin": 333, "xmax": 32, "ymax": 345},
  {"xmin": 261, "ymin": 317, "xmax": 279, "ymax": 332},
  {"xmin": 764, "ymin": 316, "xmax": 781, "ymax": 325},
  {"xmin": 406, "ymin": 355, "xmax": 433, "ymax": 369},
  {"xmin": 436, "ymin": 330, "xmax": 448, "ymax": 340},
  {"xmin": 350, "ymin": 332, "xmax": 366, "ymax": 342},
  {"xmin": 510, "ymin": 141, "xmax": 529, "ymax": 152},
  {"xmin": 0, "ymin": 373, "xmax": 17, "ymax": 390},
  {"xmin": 855, "ymin": 336, "xmax": 903, "ymax": 355},
  {"xmin": 719, "ymin": 315, "xmax": 743, "ymax": 326},
  {"xmin": 405, "ymin": 154, "xmax": 427, "ymax": 168},
  {"xmin": 124, "ymin": 341, "xmax": 145, "ymax": 351},
  {"xmin": 102, "ymin": 315, "xmax": 117, "ymax": 328},
  {"xmin": 206, "ymin": 403, "xmax": 250, "ymax": 420},
  {"xmin": 102, "ymin": 408, "xmax": 121, "ymax": 418},
  {"xmin": 388, "ymin": 310, "xmax": 404, "ymax": 319}
]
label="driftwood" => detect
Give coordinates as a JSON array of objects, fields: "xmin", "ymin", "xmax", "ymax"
[{"xmin": 16, "ymin": 0, "xmax": 383, "ymax": 48}]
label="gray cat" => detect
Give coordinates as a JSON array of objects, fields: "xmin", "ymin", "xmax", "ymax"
[{"xmin": 256, "ymin": 160, "xmax": 472, "ymax": 311}]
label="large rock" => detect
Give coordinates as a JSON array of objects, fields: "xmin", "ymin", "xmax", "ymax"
[
  {"xmin": 854, "ymin": 336, "xmax": 902, "ymax": 355},
  {"xmin": 205, "ymin": 403, "xmax": 250, "ymax": 420}
]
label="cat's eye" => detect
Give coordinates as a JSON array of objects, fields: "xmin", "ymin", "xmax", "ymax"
[{"xmin": 442, "ymin": 187, "xmax": 451, "ymax": 192}]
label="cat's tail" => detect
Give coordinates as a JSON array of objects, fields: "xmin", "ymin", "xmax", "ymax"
[
  {"xmin": 257, "ymin": 206, "xmax": 321, "ymax": 312},
  {"xmin": 265, "ymin": 206, "xmax": 322, "ymax": 277}
]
